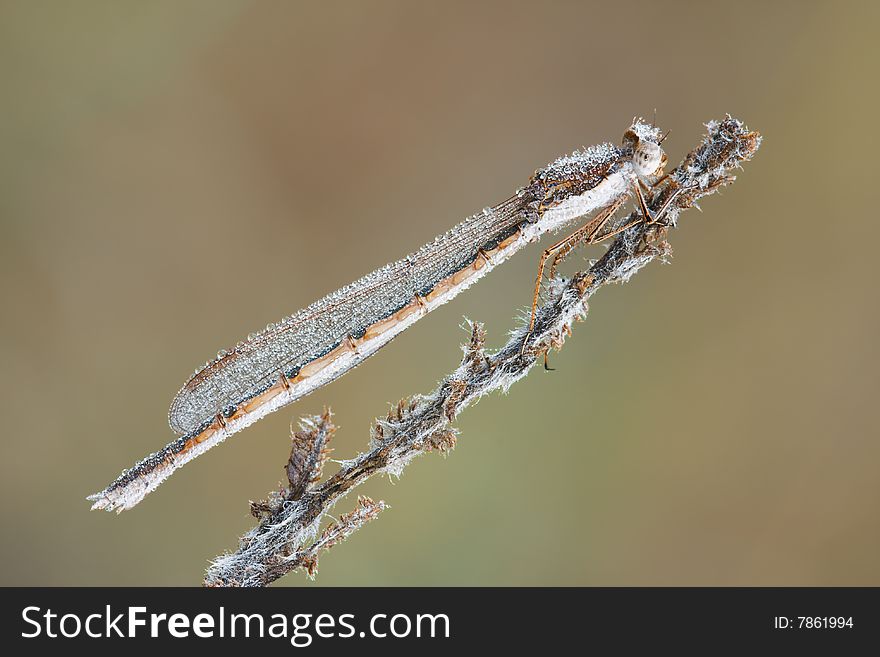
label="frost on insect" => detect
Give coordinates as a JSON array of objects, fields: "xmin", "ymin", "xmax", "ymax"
[
  {"xmin": 94, "ymin": 116, "xmax": 758, "ymax": 519},
  {"xmin": 169, "ymin": 121, "xmax": 662, "ymax": 435},
  {"xmin": 206, "ymin": 116, "xmax": 761, "ymax": 585}
]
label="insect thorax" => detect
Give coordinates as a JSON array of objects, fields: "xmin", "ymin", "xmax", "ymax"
[{"xmin": 530, "ymin": 142, "xmax": 625, "ymax": 210}]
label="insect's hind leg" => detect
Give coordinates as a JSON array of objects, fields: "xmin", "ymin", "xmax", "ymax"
[
  {"xmin": 521, "ymin": 198, "xmax": 624, "ymax": 355},
  {"xmin": 548, "ymin": 226, "xmax": 587, "ymax": 282},
  {"xmin": 547, "ymin": 195, "xmax": 628, "ymax": 279},
  {"xmin": 524, "ymin": 234, "xmax": 575, "ymax": 341}
]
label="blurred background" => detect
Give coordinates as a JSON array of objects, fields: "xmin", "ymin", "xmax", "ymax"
[{"xmin": 2, "ymin": 0, "xmax": 878, "ymax": 586}]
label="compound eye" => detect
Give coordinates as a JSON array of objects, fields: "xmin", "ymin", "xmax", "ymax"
[{"xmin": 634, "ymin": 141, "xmax": 663, "ymax": 177}]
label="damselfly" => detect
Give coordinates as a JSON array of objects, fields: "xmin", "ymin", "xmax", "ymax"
[{"xmin": 90, "ymin": 118, "xmax": 674, "ymax": 512}]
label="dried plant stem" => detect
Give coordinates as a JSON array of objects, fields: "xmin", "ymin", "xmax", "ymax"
[{"xmin": 204, "ymin": 117, "xmax": 760, "ymax": 587}]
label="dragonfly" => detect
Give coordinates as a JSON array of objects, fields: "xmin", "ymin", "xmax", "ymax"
[{"xmin": 90, "ymin": 118, "xmax": 675, "ymax": 512}]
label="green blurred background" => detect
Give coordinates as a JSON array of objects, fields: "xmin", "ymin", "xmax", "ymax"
[{"xmin": 2, "ymin": 0, "xmax": 878, "ymax": 586}]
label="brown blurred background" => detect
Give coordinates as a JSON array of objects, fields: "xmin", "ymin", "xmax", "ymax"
[{"xmin": 2, "ymin": 0, "xmax": 878, "ymax": 586}]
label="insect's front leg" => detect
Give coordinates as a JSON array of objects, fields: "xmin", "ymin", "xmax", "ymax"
[
  {"xmin": 591, "ymin": 185, "xmax": 686, "ymax": 244},
  {"xmin": 633, "ymin": 180, "xmax": 656, "ymax": 225}
]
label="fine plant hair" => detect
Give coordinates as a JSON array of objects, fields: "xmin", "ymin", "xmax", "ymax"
[{"xmin": 204, "ymin": 116, "xmax": 761, "ymax": 587}]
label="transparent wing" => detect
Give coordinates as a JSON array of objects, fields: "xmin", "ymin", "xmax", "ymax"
[{"xmin": 168, "ymin": 194, "xmax": 530, "ymax": 435}]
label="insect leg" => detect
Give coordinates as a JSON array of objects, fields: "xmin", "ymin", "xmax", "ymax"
[
  {"xmin": 525, "ymin": 234, "xmax": 572, "ymax": 339},
  {"xmin": 633, "ymin": 181, "xmax": 655, "ymax": 224},
  {"xmin": 591, "ymin": 186, "xmax": 684, "ymax": 243},
  {"xmin": 521, "ymin": 199, "xmax": 624, "ymax": 355},
  {"xmin": 548, "ymin": 197, "xmax": 624, "ymax": 280}
]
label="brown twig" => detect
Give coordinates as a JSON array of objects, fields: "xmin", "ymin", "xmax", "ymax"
[{"xmin": 204, "ymin": 116, "xmax": 761, "ymax": 587}]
